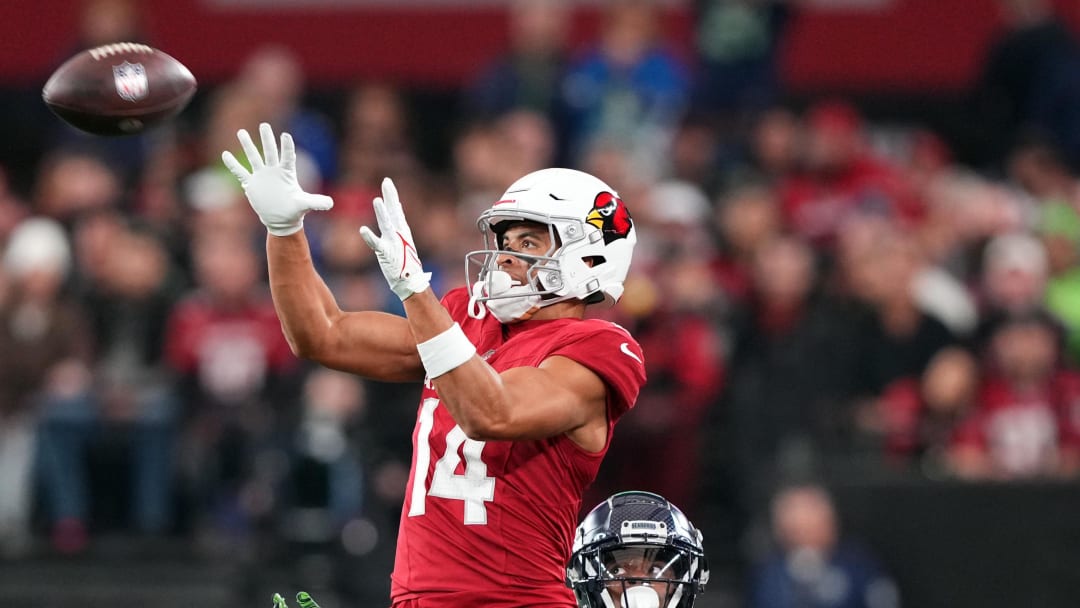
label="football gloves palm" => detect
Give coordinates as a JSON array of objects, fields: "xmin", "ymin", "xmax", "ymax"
[
  {"xmin": 358, "ymin": 177, "xmax": 431, "ymax": 301},
  {"xmin": 223, "ymin": 122, "xmax": 334, "ymax": 236}
]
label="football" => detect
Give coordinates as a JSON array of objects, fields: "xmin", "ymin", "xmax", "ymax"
[{"xmin": 42, "ymin": 42, "xmax": 197, "ymax": 136}]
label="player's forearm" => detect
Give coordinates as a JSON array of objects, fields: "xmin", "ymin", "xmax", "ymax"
[
  {"xmin": 435, "ymin": 360, "xmax": 512, "ymax": 439},
  {"xmin": 266, "ymin": 231, "xmax": 342, "ymax": 357},
  {"xmin": 403, "ymin": 291, "xmax": 511, "ymax": 437},
  {"xmin": 267, "ymin": 233, "xmax": 424, "ymax": 381},
  {"xmin": 434, "ymin": 362, "xmax": 585, "ymax": 441}
]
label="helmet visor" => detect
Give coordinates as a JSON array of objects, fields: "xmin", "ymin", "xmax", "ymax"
[
  {"xmin": 597, "ymin": 545, "xmax": 693, "ymax": 607},
  {"xmin": 600, "ymin": 545, "xmax": 691, "ymax": 582}
]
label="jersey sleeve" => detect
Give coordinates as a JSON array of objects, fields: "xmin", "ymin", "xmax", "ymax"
[
  {"xmin": 440, "ymin": 286, "xmax": 472, "ymax": 319},
  {"xmin": 549, "ymin": 320, "xmax": 646, "ymax": 417},
  {"xmin": 439, "ymin": 286, "xmax": 497, "ymax": 348}
]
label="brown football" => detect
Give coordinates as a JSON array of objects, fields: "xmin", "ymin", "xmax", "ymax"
[{"xmin": 42, "ymin": 42, "xmax": 197, "ymax": 136}]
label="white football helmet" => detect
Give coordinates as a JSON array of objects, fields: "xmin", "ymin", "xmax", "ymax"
[{"xmin": 466, "ymin": 168, "xmax": 637, "ymax": 323}]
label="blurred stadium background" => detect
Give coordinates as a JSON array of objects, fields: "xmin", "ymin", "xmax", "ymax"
[{"xmin": 2, "ymin": 1, "xmax": 1080, "ymax": 607}]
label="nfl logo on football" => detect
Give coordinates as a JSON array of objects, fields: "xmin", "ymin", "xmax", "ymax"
[{"xmin": 112, "ymin": 61, "xmax": 148, "ymax": 102}]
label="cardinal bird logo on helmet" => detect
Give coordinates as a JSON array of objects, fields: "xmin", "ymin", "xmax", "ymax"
[{"xmin": 586, "ymin": 192, "xmax": 633, "ymax": 245}]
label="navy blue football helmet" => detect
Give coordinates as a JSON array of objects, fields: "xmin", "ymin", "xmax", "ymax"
[{"xmin": 567, "ymin": 491, "xmax": 709, "ymax": 608}]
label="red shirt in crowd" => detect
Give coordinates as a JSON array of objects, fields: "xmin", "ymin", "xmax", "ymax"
[{"xmin": 951, "ymin": 372, "xmax": 1080, "ymax": 476}]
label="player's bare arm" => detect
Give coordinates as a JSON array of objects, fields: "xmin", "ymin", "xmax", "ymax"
[
  {"xmin": 223, "ymin": 123, "xmax": 423, "ymax": 382},
  {"xmin": 404, "ymin": 287, "xmax": 609, "ymax": 450},
  {"xmin": 266, "ymin": 231, "xmax": 422, "ymax": 381}
]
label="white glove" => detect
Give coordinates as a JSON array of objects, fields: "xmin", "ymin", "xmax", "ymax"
[
  {"xmin": 359, "ymin": 177, "xmax": 431, "ymax": 301},
  {"xmin": 221, "ymin": 122, "xmax": 333, "ymax": 236}
]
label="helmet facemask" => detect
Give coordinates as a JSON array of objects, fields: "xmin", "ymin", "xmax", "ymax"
[
  {"xmin": 466, "ymin": 212, "xmax": 602, "ymax": 323},
  {"xmin": 574, "ymin": 545, "xmax": 700, "ymax": 608}
]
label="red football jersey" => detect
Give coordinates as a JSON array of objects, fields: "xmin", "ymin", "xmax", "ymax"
[{"xmin": 390, "ymin": 287, "xmax": 646, "ymax": 607}]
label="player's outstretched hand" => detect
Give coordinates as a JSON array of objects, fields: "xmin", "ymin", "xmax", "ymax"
[
  {"xmin": 272, "ymin": 591, "xmax": 321, "ymax": 608},
  {"xmin": 359, "ymin": 177, "xmax": 432, "ymax": 301},
  {"xmin": 222, "ymin": 122, "xmax": 334, "ymax": 236}
]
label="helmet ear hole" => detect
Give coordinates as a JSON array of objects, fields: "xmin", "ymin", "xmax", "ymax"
[{"xmin": 582, "ymin": 256, "xmax": 606, "ymax": 304}]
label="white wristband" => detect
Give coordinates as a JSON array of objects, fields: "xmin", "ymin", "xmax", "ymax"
[{"xmin": 417, "ymin": 323, "xmax": 476, "ymax": 378}]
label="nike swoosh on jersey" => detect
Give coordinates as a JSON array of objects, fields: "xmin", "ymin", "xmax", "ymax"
[{"xmin": 620, "ymin": 342, "xmax": 642, "ymax": 363}]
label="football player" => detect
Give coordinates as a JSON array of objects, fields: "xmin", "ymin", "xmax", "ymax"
[
  {"xmin": 223, "ymin": 124, "xmax": 646, "ymax": 607},
  {"xmin": 567, "ymin": 491, "xmax": 709, "ymax": 608}
]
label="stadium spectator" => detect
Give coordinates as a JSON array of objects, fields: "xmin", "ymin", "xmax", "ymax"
[
  {"xmin": 949, "ymin": 311, "xmax": 1080, "ymax": 479},
  {"xmin": 495, "ymin": 109, "xmax": 559, "ymax": 186},
  {"xmin": 279, "ymin": 368, "xmax": 366, "ymax": 538},
  {"xmin": 559, "ymin": 0, "xmax": 691, "ymax": 180},
  {"xmin": 969, "ymin": 0, "xmax": 1080, "ymax": 169},
  {"xmin": 576, "ymin": 133, "xmax": 654, "ymax": 208},
  {"xmin": 198, "ymin": 85, "xmax": 265, "ymax": 178},
  {"xmin": 690, "ymin": 0, "xmax": 789, "ymax": 189},
  {"xmin": 871, "ymin": 347, "xmax": 980, "ymax": 474},
  {"xmin": 724, "ymin": 235, "xmax": 861, "ymax": 509},
  {"xmin": 185, "ymin": 84, "xmax": 273, "ymax": 252},
  {"xmin": 78, "ymin": 218, "xmax": 185, "ymax": 537},
  {"xmin": 691, "ymin": 0, "xmax": 788, "ymax": 117},
  {"xmin": 332, "ymin": 83, "xmax": 420, "ymax": 229},
  {"xmin": 778, "ymin": 101, "xmax": 921, "ymax": 250},
  {"xmin": 914, "ymin": 172, "xmax": 1031, "ymax": 318},
  {"xmin": 713, "ymin": 183, "xmax": 782, "ymax": 305},
  {"xmin": 22, "ymin": 212, "xmax": 184, "ymax": 547},
  {"xmin": 632, "ymin": 178, "xmax": 714, "ymax": 270},
  {"xmin": 971, "ymin": 231, "xmax": 1060, "ymax": 355},
  {"xmin": 452, "ymin": 120, "xmax": 512, "ymax": 219},
  {"xmin": 73, "ymin": 0, "xmax": 144, "ymax": 51},
  {"xmin": 465, "ymin": 0, "xmax": 572, "ymax": 149},
  {"xmin": 742, "ymin": 106, "xmax": 802, "ymax": 187},
  {"xmin": 452, "ymin": 110, "xmax": 559, "ymax": 231},
  {"xmin": 0, "ymin": 218, "xmax": 93, "ymax": 555},
  {"xmin": 32, "ymin": 148, "xmax": 123, "ymax": 224},
  {"xmin": 979, "ymin": 232, "xmax": 1050, "ymax": 313},
  {"xmin": 1006, "ymin": 135, "xmax": 1080, "ymax": 209},
  {"xmin": 164, "ymin": 233, "xmax": 297, "ymax": 549},
  {"xmin": 899, "ymin": 130, "xmax": 954, "ymax": 206},
  {"xmin": 668, "ymin": 112, "xmax": 725, "ymax": 197},
  {"xmin": 841, "ymin": 224, "xmax": 959, "ymax": 399},
  {"xmin": 750, "ymin": 483, "xmax": 900, "ymax": 608},
  {"xmin": 235, "ymin": 45, "xmax": 338, "ymax": 184}
]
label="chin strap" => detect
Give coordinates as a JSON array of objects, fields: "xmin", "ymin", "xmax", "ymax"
[
  {"xmin": 468, "ymin": 270, "xmax": 542, "ymax": 323},
  {"xmin": 467, "ymin": 285, "xmax": 488, "ymax": 320}
]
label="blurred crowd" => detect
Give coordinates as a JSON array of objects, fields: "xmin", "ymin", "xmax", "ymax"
[{"xmin": 4, "ymin": 0, "xmax": 1080, "ymax": 606}]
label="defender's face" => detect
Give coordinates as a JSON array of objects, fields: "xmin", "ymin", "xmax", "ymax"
[{"xmin": 602, "ymin": 547, "xmax": 682, "ymax": 608}]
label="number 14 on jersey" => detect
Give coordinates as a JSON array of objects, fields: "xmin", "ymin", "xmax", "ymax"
[{"xmin": 408, "ymin": 398, "xmax": 497, "ymax": 525}]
